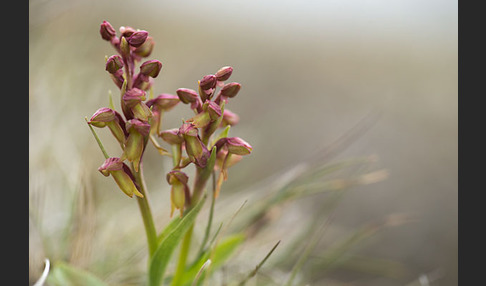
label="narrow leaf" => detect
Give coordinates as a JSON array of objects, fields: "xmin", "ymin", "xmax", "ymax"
[
  {"xmin": 47, "ymin": 261, "xmax": 109, "ymax": 286},
  {"xmin": 148, "ymin": 195, "xmax": 207, "ymax": 286}
]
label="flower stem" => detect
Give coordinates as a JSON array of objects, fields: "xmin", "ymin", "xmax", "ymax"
[
  {"xmin": 171, "ymin": 167, "xmax": 208, "ymax": 286},
  {"xmin": 131, "ymin": 162, "xmax": 158, "ymax": 258}
]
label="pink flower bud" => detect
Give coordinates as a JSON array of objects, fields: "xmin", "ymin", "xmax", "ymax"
[
  {"xmin": 176, "ymin": 88, "xmax": 199, "ymax": 104},
  {"xmin": 105, "ymin": 55, "xmax": 124, "ymax": 74},
  {"xmin": 215, "ymin": 137, "xmax": 252, "ymax": 156},
  {"xmin": 146, "ymin": 94, "xmax": 180, "ymax": 112},
  {"xmin": 100, "ymin": 21, "xmax": 116, "ymax": 41},
  {"xmin": 215, "ymin": 66, "xmax": 233, "ymax": 82},
  {"xmin": 89, "ymin": 107, "xmax": 116, "ymax": 127},
  {"xmin": 89, "ymin": 108, "xmax": 127, "ymax": 147},
  {"xmin": 199, "ymin": 74, "xmax": 217, "ymax": 91},
  {"xmin": 127, "ymin": 30, "xmax": 148, "ymax": 48},
  {"xmin": 119, "ymin": 26, "xmax": 136, "ymax": 38},
  {"xmin": 220, "ymin": 82, "xmax": 241, "ymax": 98},
  {"xmin": 139, "ymin": 60, "xmax": 162, "ymax": 78}
]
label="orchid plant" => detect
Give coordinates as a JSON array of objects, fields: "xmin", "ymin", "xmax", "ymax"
[
  {"xmin": 35, "ymin": 20, "xmax": 395, "ymax": 286},
  {"xmin": 84, "ymin": 20, "xmax": 251, "ymax": 286}
]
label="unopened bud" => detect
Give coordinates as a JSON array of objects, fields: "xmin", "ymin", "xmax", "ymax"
[
  {"xmin": 89, "ymin": 107, "xmax": 116, "ymax": 127},
  {"xmin": 215, "ymin": 137, "xmax": 252, "ymax": 156},
  {"xmin": 146, "ymin": 94, "xmax": 180, "ymax": 112},
  {"xmin": 100, "ymin": 21, "xmax": 116, "ymax": 41},
  {"xmin": 120, "ymin": 36, "xmax": 130, "ymax": 57},
  {"xmin": 127, "ymin": 30, "xmax": 148, "ymax": 48},
  {"xmin": 215, "ymin": 66, "xmax": 233, "ymax": 82},
  {"xmin": 119, "ymin": 26, "xmax": 136, "ymax": 38},
  {"xmin": 220, "ymin": 82, "xmax": 241, "ymax": 98},
  {"xmin": 176, "ymin": 88, "xmax": 199, "ymax": 104},
  {"xmin": 123, "ymin": 88, "xmax": 146, "ymax": 107},
  {"xmin": 105, "ymin": 55, "xmax": 124, "ymax": 74},
  {"xmin": 206, "ymin": 101, "xmax": 222, "ymax": 120},
  {"xmin": 140, "ymin": 60, "xmax": 162, "ymax": 78},
  {"xmin": 199, "ymin": 74, "xmax": 217, "ymax": 91}
]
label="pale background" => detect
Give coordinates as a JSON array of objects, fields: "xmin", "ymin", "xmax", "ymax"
[{"xmin": 29, "ymin": 0, "xmax": 457, "ymax": 285}]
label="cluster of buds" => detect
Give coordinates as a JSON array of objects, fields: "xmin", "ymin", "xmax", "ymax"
[{"xmin": 90, "ymin": 21, "xmax": 252, "ymax": 217}]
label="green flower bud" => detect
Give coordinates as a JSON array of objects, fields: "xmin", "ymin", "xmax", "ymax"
[
  {"xmin": 98, "ymin": 157, "xmax": 143, "ymax": 198},
  {"xmin": 122, "ymin": 119, "xmax": 150, "ymax": 172},
  {"xmin": 179, "ymin": 123, "xmax": 209, "ymax": 168},
  {"xmin": 167, "ymin": 170, "xmax": 190, "ymax": 217}
]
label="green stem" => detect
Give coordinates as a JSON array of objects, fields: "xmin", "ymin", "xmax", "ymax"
[
  {"xmin": 171, "ymin": 224, "xmax": 194, "ymax": 286},
  {"xmin": 131, "ymin": 162, "xmax": 158, "ymax": 259},
  {"xmin": 171, "ymin": 167, "xmax": 209, "ymax": 286}
]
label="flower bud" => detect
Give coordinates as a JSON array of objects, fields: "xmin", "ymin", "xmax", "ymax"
[
  {"xmin": 176, "ymin": 88, "xmax": 203, "ymax": 111},
  {"xmin": 206, "ymin": 101, "xmax": 222, "ymax": 120},
  {"xmin": 105, "ymin": 55, "xmax": 124, "ymax": 74},
  {"xmin": 127, "ymin": 30, "xmax": 148, "ymax": 48},
  {"xmin": 215, "ymin": 137, "xmax": 252, "ymax": 156},
  {"xmin": 120, "ymin": 36, "xmax": 130, "ymax": 57},
  {"xmin": 123, "ymin": 88, "xmax": 152, "ymax": 121},
  {"xmin": 89, "ymin": 107, "xmax": 116, "ymax": 127},
  {"xmin": 215, "ymin": 66, "xmax": 233, "ymax": 82},
  {"xmin": 220, "ymin": 82, "xmax": 241, "ymax": 98},
  {"xmin": 226, "ymin": 137, "xmax": 252, "ymax": 155},
  {"xmin": 100, "ymin": 21, "xmax": 116, "ymax": 41},
  {"xmin": 139, "ymin": 60, "xmax": 162, "ymax": 78},
  {"xmin": 179, "ymin": 123, "xmax": 209, "ymax": 168},
  {"xmin": 167, "ymin": 170, "xmax": 190, "ymax": 217},
  {"xmin": 98, "ymin": 157, "xmax": 143, "ymax": 198},
  {"xmin": 176, "ymin": 88, "xmax": 199, "ymax": 104},
  {"xmin": 119, "ymin": 26, "xmax": 136, "ymax": 38},
  {"xmin": 160, "ymin": 128, "xmax": 184, "ymax": 145},
  {"xmin": 134, "ymin": 36, "xmax": 155, "ymax": 57},
  {"xmin": 89, "ymin": 108, "xmax": 127, "ymax": 148},
  {"xmin": 199, "ymin": 74, "xmax": 217, "ymax": 91},
  {"xmin": 146, "ymin": 94, "xmax": 180, "ymax": 112}
]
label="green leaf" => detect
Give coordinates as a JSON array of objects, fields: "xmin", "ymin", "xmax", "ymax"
[
  {"xmin": 157, "ymin": 217, "xmax": 182, "ymax": 245},
  {"xmin": 148, "ymin": 195, "xmax": 207, "ymax": 286},
  {"xmin": 182, "ymin": 233, "xmax": 246, "ymax": 286},
  {"xmin": 47, "ymin": 261, "xmax": 109, "ymax": 286}
]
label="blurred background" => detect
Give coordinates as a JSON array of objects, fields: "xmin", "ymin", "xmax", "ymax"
[{"xmin": 29, "ymin": 0, "xmax": 457, "ymax": 285}]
